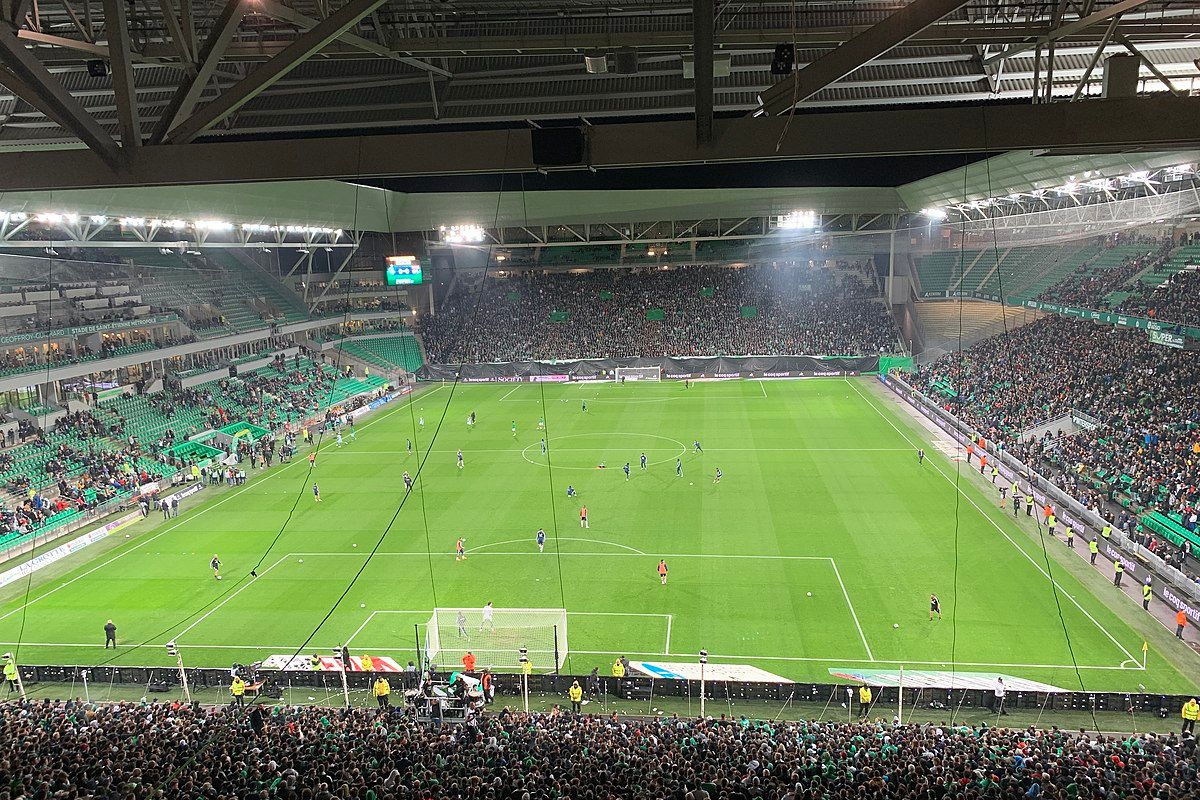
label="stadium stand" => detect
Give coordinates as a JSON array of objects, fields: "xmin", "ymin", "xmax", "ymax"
[
  {"xmin": 334, "ymin": 335, "xmax": 424, "ymax": 373},
  {"xmin": 914, "ymin": 242, "xmax": 1103, "ymax": 303},
  {"xmin": 419, "ymin": 264, "xmax": 898, "ymax": 363},
  {"xmin": 0, "ymin": 354, "xmax": 387, "ymax": 545},
  {"xmin": 1, "ymin": 703, "xmax": 1197, "ymax": 800},
  {"xmin": 1035, "ymin": 242, "xmax": 1167, "ymax": 309},
  {"xmin": 911, "ymin": 315, "xmax": 1200, "ymax": 570},
  {"xmin": 916, "ymin": 300, "xmax": 1041, "ymax": 356}
]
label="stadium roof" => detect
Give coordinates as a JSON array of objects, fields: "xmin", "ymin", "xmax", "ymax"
[{"xmin": 2, "ymin": 0, "xmax": 1200, "ymax": 231}]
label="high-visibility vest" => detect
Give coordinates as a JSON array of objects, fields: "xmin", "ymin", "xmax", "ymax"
[
  {"xmin": 231, "ymin": 678, "xmax": 245, "ymax": 697},
  {"xmin": 3, "ymin": 660, "xmax": 16, "ymax": 681},
  {"xmin": 1114, "ymin": 562, "xmax": 1124, "ymax": 574},
  {"xmin": 1102, "ymin": 525, "xmax": 1112, "ymax": 539},
  {"xmin": 612, "ymin": 661, "xmax": 625, "ymax": 677},
  {"xmin": 1177, "ymin": 610, "xmax": 1188, "ymax": 628},
  {"xmin": 569, "ymin": 684, "xmax": 583, "ymax": 702},
  {"xmin": 1089, "ymin": 540, "xmax": 1099, "ymax": 554},
  {"xmin": 1183, "ymin": 701, "xmax": 1200, "ymax": 721},
  {"xmin": 859, "ymin": 686, "xmax": 872, "ymax": 704},
  {"xmin": 1143, "ymin": 585, "xmax": 1153, "ymax": 601},
  {"xmin": 373, "ymin": 679, "xmax": 390, "ymax": 697}
]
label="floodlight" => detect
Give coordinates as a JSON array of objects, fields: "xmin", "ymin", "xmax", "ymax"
[
  {"xmin": 921, "ymin": 207, "xmax": 947, "ymax": 221},
  {"xmin": 440, "ymin": 224, "xmax": 486, "ymax": 244},
  {"xmin": 777, "ymin": 210, "xmax": 816, "ymax": 230}
]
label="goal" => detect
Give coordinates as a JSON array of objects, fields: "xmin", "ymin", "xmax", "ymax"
[
  {"xmin": 615, "ymin": 366, "xmax": 662, "ymax": 382},
  {"xmin": 424, "ymin": 608, "xmax": 568, "ymax": 671}
]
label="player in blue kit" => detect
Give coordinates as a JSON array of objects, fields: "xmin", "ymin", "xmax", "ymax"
[
  {"xmin": 623, "ymin": 462, "xmax": 631, "ymax": 481},
  {"xmin": 536, "ymin": 528, "xmax": 546, "ymax": 553},
  {"xmin": 693, "ymin": 440, "xmax": 703, "ymax": 453},
  {"xmin": 676, "ymin": 459, "xmax": 683, "ymax": 477},
  {"xmin": 457, "ymin": 449, "xmax": 464, "ymax": 470},
  {"xmin": 640, "ymin": 452, "xmax": 647, "ymax": 470}
]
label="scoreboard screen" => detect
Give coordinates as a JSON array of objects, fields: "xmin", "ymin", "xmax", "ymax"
[{"xmin": 385, "ymin": 255, "xmax": 423, "ymax": 285}]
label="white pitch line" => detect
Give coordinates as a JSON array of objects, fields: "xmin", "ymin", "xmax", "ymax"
[
  {"xmin": 665, "ymin": 614, "xmax": 673, "ymax": 654},
  {"xmin": 173, "ymin": 554, "xmax": 290, "ymax": 641},
  {"xmin": 845, "ymin": 377, "xmax": 1140, "ymax": 665},
  {"xmin": 0, "ymin": 385, "xmax": 442, "ymax": 625},
  {"xmin": 0, "ymin": 640, "xmax": 1137, "ymax": 670},
  {"xmin": 499, "ymin": 386, "xmax": 520, "ymax": 401},
  {"xmin": 344, "ymin": 610, "xmax": 379, "ymax": 648},
  {"xmin": 759, "ymin": 380, "xmax": 768, "ymax": 398},
  {"xmin": 469, "ymin": 537, "xmax": 647, "ymax": 556},
  {"xmin": 828, "ymin": 558, "xmax": 874, "ymax": 661}
]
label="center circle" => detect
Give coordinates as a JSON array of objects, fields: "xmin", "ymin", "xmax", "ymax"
[{"xmin": 521, "ymin": 432, "xmax": 687, "ymax": 470}]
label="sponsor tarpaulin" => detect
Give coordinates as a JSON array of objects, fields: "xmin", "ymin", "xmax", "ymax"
[
  {"xmin": 0, "ymin": 510, "xmax": 141, "ymax": 589},
  {"xmin": 419, "ymin": 355, "xmax": 880, "ymax": 382}
]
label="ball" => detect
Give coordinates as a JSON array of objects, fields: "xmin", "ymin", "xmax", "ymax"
[
  {"xmin": 806, "ymin": 591, "xmax": 812, "ymax": 597},
  {"xmin": 217, "ymin": 576, "xmax": 222, "ymax": 580},
  {"xmin": 352, "ymin": 543, "xmax": 358, "ymax": 548},
  {"xmin": 125, "ymin": 534, "xmax": 130, "ymax": 538},
  {"xmin": 360, "ymin": 603, "xmax": 366, "ymax": 608},
  {"xmin": 298, "ymin": 558, "xmax": 304, "ymax": 563},
  {"xmin": 893, "ymin": 623, "xmax": 899, "ymax": 628}
]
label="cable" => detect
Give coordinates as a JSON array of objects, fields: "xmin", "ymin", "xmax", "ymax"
[
  {"xmin": 10, "ymin": 199, "xmax": 59, "ymax": 670},
  {"xmin": 537, "ymin": 380, "xmax": 571, "ymax": 673},
  {"xmin": 5, "ymin": 155, "xmax": 367, "ymax": 697},
  {"xmin": 979, "ymin": 110, "xmax": 1097, "ymax": 729},
  {"xmin": 946, "ymin": 155, "xmax": 967, "ymax": 724}
]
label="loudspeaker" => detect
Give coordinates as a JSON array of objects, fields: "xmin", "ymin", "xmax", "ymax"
[
  {"xmin": 86, "ymin": 60, "xmax": 109, "ymax": 77},
  {"xmin": 771, "ymin": 43, "xmax": 794, "ymax": 75},
  {"xmin": 531, "ymin": 128, "xmax": 585, "ymax": 167},
  {"xmin": 615, "ymin": 48, "xmax": 638, "ymax": 75},
  {"xmin": 584, "ymin": 52, "xmax": 608, "ymax": 74},
  {"xmin": 1102, "ymin": 54, "xmax": 1140, "ymax": 98}
]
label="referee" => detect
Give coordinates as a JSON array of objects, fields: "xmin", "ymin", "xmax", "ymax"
[{"xmin": 104, "ymin": 620, "xmax": 117, "ymax": 649}]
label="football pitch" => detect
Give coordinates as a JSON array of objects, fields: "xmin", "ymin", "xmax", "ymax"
[{"xmin": 1, "ymin": 377, "xmax": 1196, "ymax": 694}]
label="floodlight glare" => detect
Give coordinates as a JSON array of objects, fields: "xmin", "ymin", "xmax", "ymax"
[
  {"xmin": 777, "ymin": 210, "xmax": 816, "ymax": 230},
  {"xmin": 920, "ymin": 207, "xmax": 947, "ymax": 221},
  {"xmin": 440, "ymin": 224, "xmax": 486, "ymax": 244}
]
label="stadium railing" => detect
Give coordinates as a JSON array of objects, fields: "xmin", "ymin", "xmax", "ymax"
[
  {"xmin": 7, "ymin": 663, "xmax": 1197, "ymax": 720},
  {"xmin": 879, "ymin": 372, "xmax": 1200, "ymax": 621}
]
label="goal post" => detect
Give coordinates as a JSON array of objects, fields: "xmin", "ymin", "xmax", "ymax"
[
  {"xmin": 425, "ymin": 608, "xmax": 568, "ymax": 672},
  {"xmin": 614, "ymin": 366, "xmax": 662, "ymax": 382}
]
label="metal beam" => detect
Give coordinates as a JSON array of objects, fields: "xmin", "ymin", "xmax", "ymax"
[
  {"xmin": 982, "ymin": 0, "xmax": 1159, "ymax": 66},
  {"xmin": 757, "ymin": 0, "xmax": 972, "ymax": 116},
  {"xmin": 1070, "ymin": 15, "xmax": 1122, "ymax": 101},
  {"xmin": 150, "ymin": 0, "xmax": 246, "ymax": 144},
  {"xmin": 255, "ymin": 0, "xmax": 449, "ymax": 78},
  {"xmin": 164, "ymin": 0, "xmax": 389, "ymax": 144},
  {"xmin": 0, "ymin": 28, "xmax": 122, "ymax": 169},
  {"xmin": 1, "ymin": 96, "xmax": 1199, "ymax": 191},
  {"xmin": 102, "ymin": 0, "xmax": 141, "ymax": 153},
  {"xmin": 693, "ymin": 0, "xmax": 713, "ymax": 145},
  {"xmin": 1115, "ymin": 34, "xmax": 1185, "ymax": 96},
  {"xmin": 156, "ymin": 0, "xmax": 194, "ymax": 65},
  {"xmin": 0, "ymin": 64, "xmax": 75, "ymax": 130}
]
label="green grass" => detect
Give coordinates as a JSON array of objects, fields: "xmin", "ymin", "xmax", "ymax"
[{"xmin": 1, "ymin": 378, "xmax": 1196, "ymax": 695}]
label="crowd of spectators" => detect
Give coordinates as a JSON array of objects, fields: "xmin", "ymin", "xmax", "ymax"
[
  {"xmin": 1115, "ymin": 268, "xmax": 1200, "ymax": 328},
  {"xmin": 1037, "ymin": 242, "xmax": 1169, "ymax": 309},
  {"xmin": 2, "ymin": 700, "xmax": 1198, "ymax": 800},
  {"xmin": 911, "ymin": 315, "xmax": 1200, "ymax": 563},
  {"xmin": 419, "ymin": 264, "xmax": 897, "ymax": 363}
]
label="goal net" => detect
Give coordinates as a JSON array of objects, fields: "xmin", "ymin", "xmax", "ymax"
[
  {"xmin": 615, "ymin": 367, "xmax": 662, "ymax": 382},
  {"xmin": 424, "ymin": 608, "xmax": 568, "ymax": 671}
]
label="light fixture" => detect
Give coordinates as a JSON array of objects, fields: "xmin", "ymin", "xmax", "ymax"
[
  {"xmin": 920, "ymin": 207, "xmax": 947, "ymax": 221},
  {"xmin": 439, "ymin": 224, "xmax": 486, "ymax": 244},
  {"xmin": 777, "ymin": 210, "xmax": 817, "ymax": 230}
]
